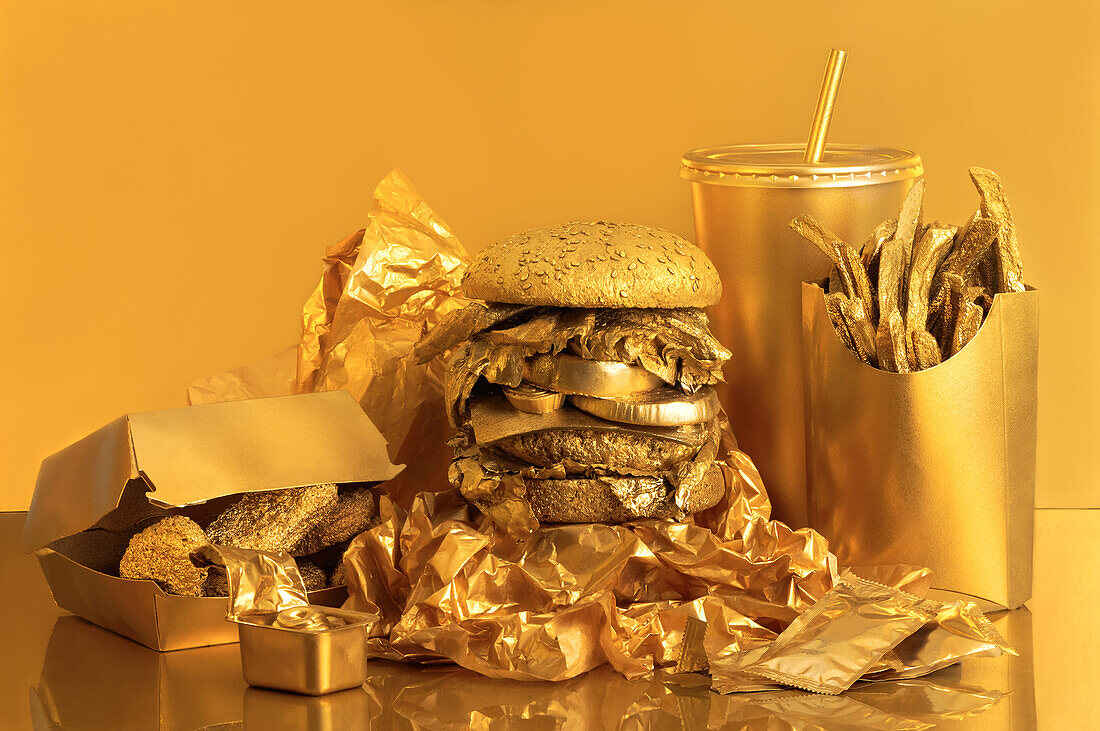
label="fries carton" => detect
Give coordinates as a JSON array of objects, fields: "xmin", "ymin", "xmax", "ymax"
[
  {"xmin": 22, "ymin": 391, "xmax": 403, "ymax": 650},
  {"xmin": 801, "ymin": 280, "xmax": 1037, "ymax": 608}
]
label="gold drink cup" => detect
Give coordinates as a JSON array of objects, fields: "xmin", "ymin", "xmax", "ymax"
[{"xmin": 680, "ymin": 144, "xmax": 923, "ymax": 526}]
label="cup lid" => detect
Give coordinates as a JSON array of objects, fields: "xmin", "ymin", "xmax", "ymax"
[{"xmin": 680, "ymin": 143, "xmax": 923, "ymax": 188}]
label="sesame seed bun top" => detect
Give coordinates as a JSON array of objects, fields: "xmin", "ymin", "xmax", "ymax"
[{"xmin": 461, "ymin": 221, "xmax": 722, "ymax": 308}]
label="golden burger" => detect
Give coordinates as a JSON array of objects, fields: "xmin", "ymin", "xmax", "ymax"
[{"xmin": 414, "ymin": 221, "xmax": 731, "ymax": 535}]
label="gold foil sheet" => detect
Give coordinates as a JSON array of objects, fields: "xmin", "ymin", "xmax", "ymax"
[
  {"xmin": 341, "ymin": 418, "xmax": 855, "ymax": 682},
  {"xmin": 341, "ymin": 438, "xmax": 982, "ymax": 689},
  {"xmin": 189, "ymin": 169, "xmax": 469, "ymax": 509}
]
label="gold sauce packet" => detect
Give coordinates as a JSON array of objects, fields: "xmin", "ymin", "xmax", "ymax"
[
  {"xmin": 709, "ymin": 644, "xmax": 787, "ymax": 694},
  {"xmin": 675, "ymin": 616, "xmax": 710, "ymax": 674},
  {"xmin": 862, "ymin": 601, "xmax": 1016, "ymax": 682},
  {"xmin": 731, "ymin": 575, "xmax": 934, "ymax": 695}
]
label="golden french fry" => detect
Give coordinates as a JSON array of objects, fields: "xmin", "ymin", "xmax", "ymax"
[
  {"xmin": 929, "ymin": 271, "xmax": 964, "ymax": 344},
  {"xmin": 842, "ymin": 246, "xmax": 876, "ymax": 325},
  {"xmin": 828, "ymin": 264, "xmax": 843, "ymax": 297},
  {"xmin": 877, "ymin": 244, "xmax": 906, "ymax": 333},
  {"xmin": 792, "ymin": 216, "xmax": 855, "ymax": 294},
  {"xmin": 951, "ymin": 301, "xmax": 984, "ymax": 355},
  {"xmin": 861, "ymin": 218, "xmax": 898, "ymax": 266},
  {"xmin": 896, "ymin": 180, "xmax": 925, "ymax": 245},
  {"xmin": 825, "ymin": 293, "xmax": 864, "ymax": 363},
  {"xmin": 929, "ymin": 217, "xmax": 997, "ymax": 334},
  {"xmin": 971, "ymin": 256, "xmax": 996, "ymax": 298},
  {"xmin": 908, "ymin": 328, "xmax": 942, "ymax": 370},
  {"xmin": 875, "ymin": 308, "xmax": 910, "ymax": 373},
  {"xmin": 877, "ymin": 181, "xmax": 924, "ymax": 327},
  {"xmin": 860, "ymin": 218, "xmax": 898, "ymax": 286},
  {"xmin": 969, "ymin": 167, "xmax": 1025, "ymax": 293},
  {"xmin": 839, "ymin": 296, "xmax": 878, "ymax": 365},
  {"xmin": 792, "ymin": 216, "xmax": 877, "ymax": 324},
  {"xmin": 955, "ymin": 209, "xmax": 979, "ymax": 240},
  {"xmin": 974, "ymin": 289, "xmax": 995, "ymax": 315},
  {"xmin": 906, "ymin": 224, "xmax": 957, "ymax": 334},
  {"xmin": 939, "ymin": 217, "xmax": 998, "ymax": 283},
  {"xmin": 937, "ymin": 276, "xmax": 973, "ymax": 357}
]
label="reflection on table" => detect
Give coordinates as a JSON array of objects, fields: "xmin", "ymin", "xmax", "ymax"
[{"xmin": 30, "ymin": 609, "xmax": 1035, "ymax": 729}]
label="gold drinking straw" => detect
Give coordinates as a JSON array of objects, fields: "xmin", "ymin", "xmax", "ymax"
[{"xmin": 804, "ymin": 49, "xmax": 848, "ymax": 163}]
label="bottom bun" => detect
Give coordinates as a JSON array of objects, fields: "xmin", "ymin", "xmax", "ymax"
[{"xmin": 525, "ymin": 465, "xmax": 725, "ymax": 524}]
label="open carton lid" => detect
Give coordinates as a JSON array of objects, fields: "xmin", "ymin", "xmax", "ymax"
[{"xmin": 24, "ymin": 391, "xmax": 404, "ymax": 552}]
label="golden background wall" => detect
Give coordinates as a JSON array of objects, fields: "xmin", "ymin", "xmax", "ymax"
[{"xmin": 1, "ymin": 1, "xmax": 1095, "ymax": 510}]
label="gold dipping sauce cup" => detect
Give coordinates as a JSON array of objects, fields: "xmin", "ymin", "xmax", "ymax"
[
  {"xmin": 680, "ymin": 144, "xmax": 923, "ymax": 526},
  {"xmin": 236, "ymin": 606, "xmax": 372, "ymax": 696}
]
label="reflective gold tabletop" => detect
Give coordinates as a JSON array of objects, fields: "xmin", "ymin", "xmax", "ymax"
[{"xmin": 1, "ymin": 510, "xmax": 1095, "ymax": 729}]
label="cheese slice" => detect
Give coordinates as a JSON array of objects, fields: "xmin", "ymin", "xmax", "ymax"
[{"xmin": 468, "ymin": 394, "xmax": 706, "ymax": 446}]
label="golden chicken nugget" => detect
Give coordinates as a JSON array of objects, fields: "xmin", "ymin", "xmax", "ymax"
[
  {"xmin": 120, "ymin": 516, "xmax": 210, "ymax": 597},
  {"xmin": 206, "ymin": 484, "xmax": 338, "ymax": 554}
]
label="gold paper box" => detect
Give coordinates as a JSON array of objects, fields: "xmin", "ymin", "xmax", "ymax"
[
  {"xmin": 22, "ymin": 391, "xmax": 403, "ymax": 651},
  {"xmin": 801, "ymin": 281, "xmax": 1037, "ymax": 608}
]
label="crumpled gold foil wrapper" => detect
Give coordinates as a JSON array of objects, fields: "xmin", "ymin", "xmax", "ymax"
[
  {"xmin": 199, "ymin": 545, "xmax": 310, "ymax": 619},
  {"xmin": 341, "ymin": 416, "xmax": 879, "ymax": 682},
  {"xmin": 189, "ymin": 169, "xmax": 469, "ymax": 507}
]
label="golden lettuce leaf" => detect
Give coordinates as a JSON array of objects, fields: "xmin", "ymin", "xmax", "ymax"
[{"xmin": 416, "ymin": 303, "xmax": 730, "ymax": 427}]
